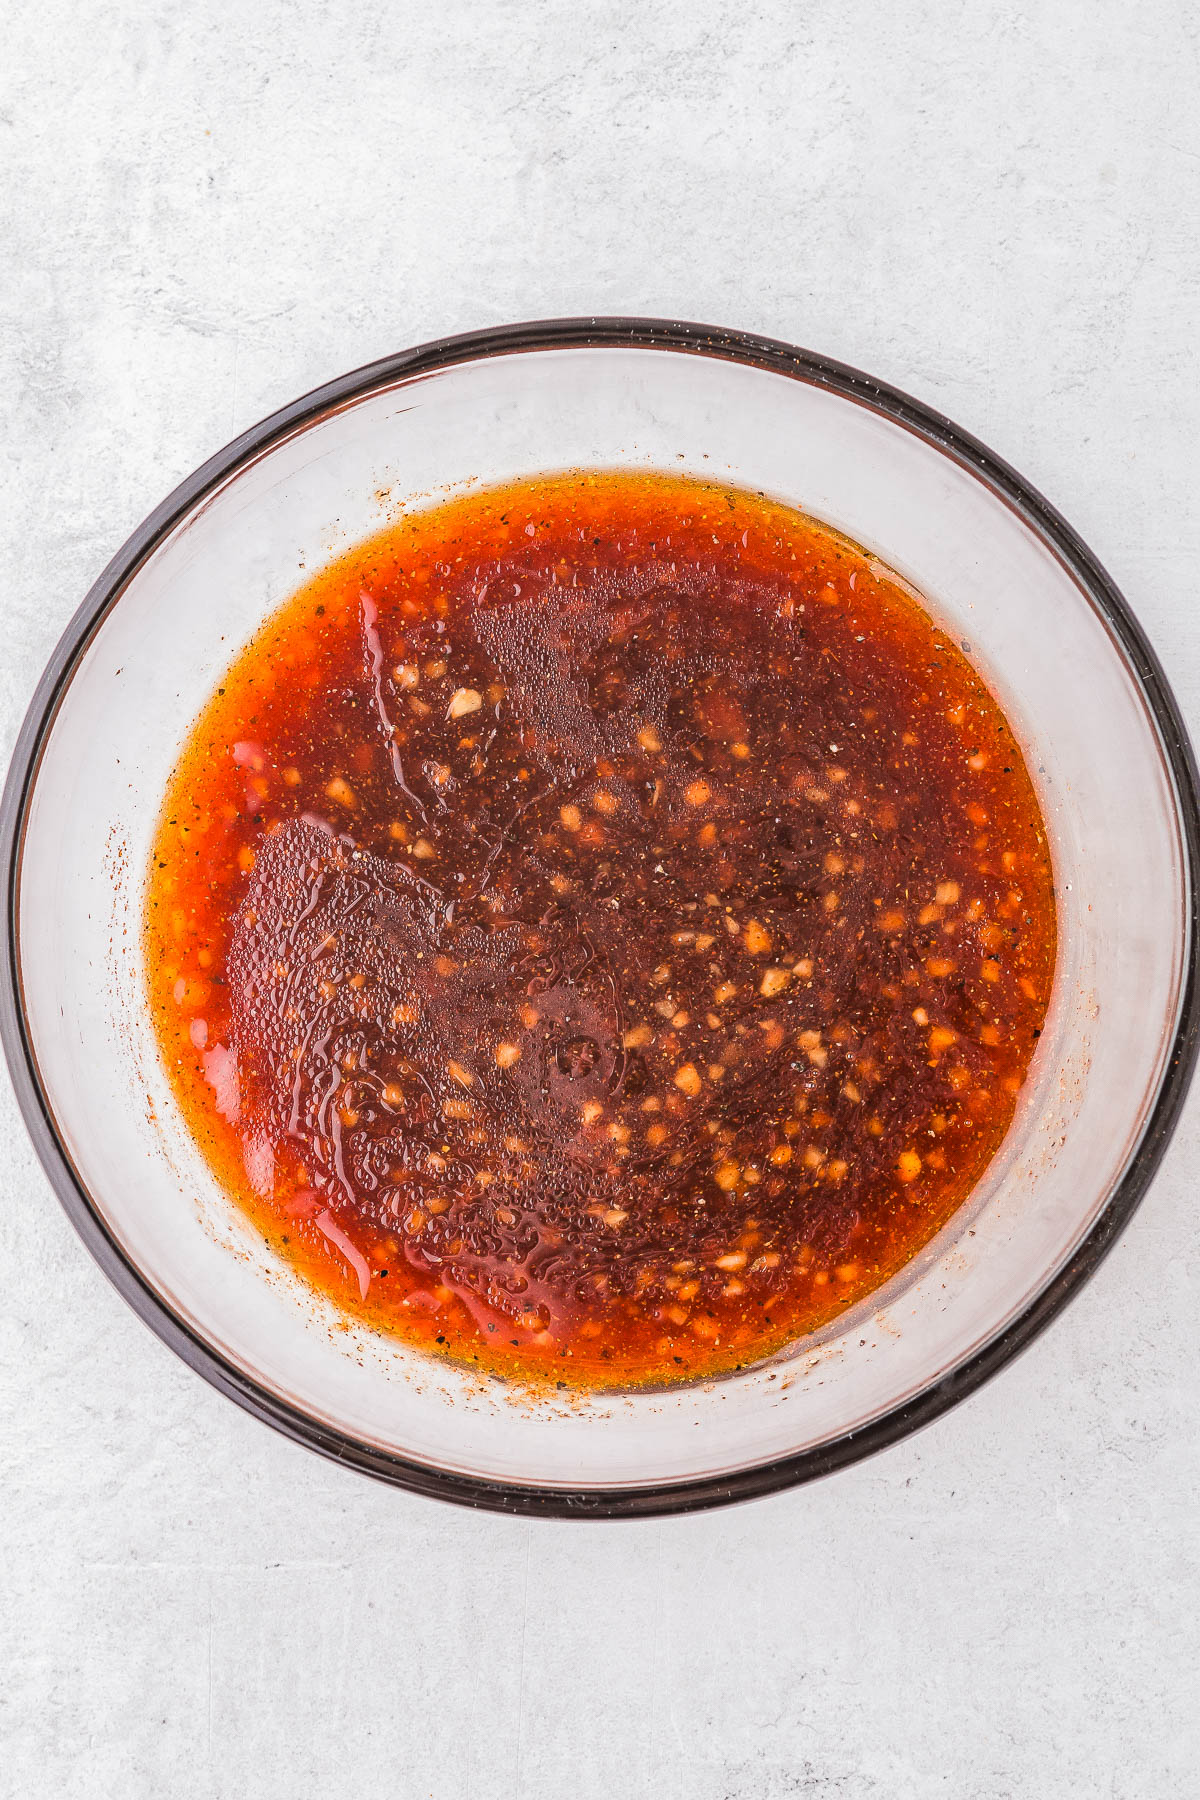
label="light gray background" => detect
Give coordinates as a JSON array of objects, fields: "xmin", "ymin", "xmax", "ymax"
[{"xmin": 2, "ymin": 2, "xmax": 1197, "ymax": 1795}]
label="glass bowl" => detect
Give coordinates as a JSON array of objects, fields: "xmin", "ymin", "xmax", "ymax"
[{"xmin": 4, "ymin": 319, "xmax": 1197, "ymax": 1518}]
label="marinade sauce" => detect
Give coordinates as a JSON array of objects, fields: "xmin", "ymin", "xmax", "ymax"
[{"xmin": 146, "ymin": 471, "xmax": 1056, "ymax": 1388}]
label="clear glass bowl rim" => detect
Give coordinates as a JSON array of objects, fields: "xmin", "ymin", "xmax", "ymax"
[{"xmin": 4, "ymin": 315, "xmax": 1198, "ymax": 1518}]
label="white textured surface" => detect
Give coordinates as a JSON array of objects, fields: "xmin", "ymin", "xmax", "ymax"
[{"xmin": 2, "ymin": 2, "xmax": 1198, "ymax": 1794}]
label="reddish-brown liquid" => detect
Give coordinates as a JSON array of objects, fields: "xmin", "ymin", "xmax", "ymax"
[{"xmin": 146, "ymin": 472, "xmax": 1055, "ymax": 1387}]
